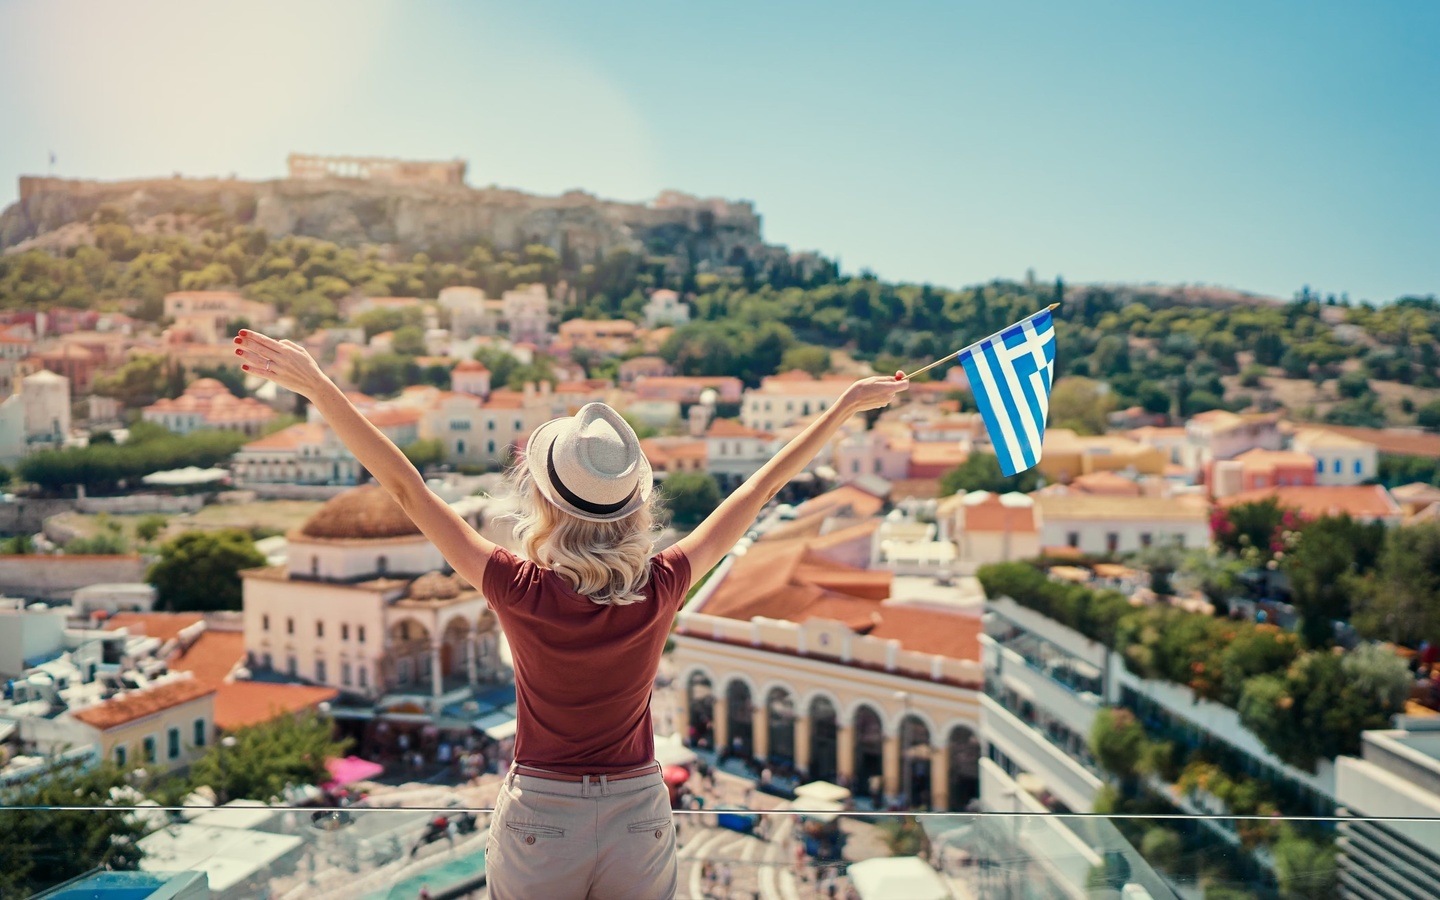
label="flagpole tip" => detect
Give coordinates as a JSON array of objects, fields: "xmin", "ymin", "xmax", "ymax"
[{"xmin": 1047, "ymin": 302, "xmax": 1062, "ymax": 311}]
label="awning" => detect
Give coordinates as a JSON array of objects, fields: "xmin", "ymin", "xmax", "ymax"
[
  {"xmin": 848, "ymin": 857, "xmax": 949, "ymax": 900},
  {"xmin": 484, "ymin": 718, "xmax": 518, "ymax": 741},
  {"xmin": 141, "ymin": 466, "xmax": 229, "ymax": 486},
  {"xmin": 324, "ymin": 755, "xmax": 384, "ymax": 787},
  {"xmin": 794, "ymin": 780, "xmax": 852, "ymax": 804},
  {"xmin": 654, "ymin": 734, "xmax": 698, "ymax": 768},
  {"xmin": 794, "ymin": 798, "xmax": 846, "ymax": 823}
]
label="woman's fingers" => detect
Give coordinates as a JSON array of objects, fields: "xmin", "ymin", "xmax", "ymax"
[{"xmin": 234, "ymin": 329, "xmax": 286, "ymax": 354}]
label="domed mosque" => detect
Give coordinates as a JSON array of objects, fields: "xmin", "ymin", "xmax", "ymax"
[{"xmin": 240, "ymin": 485, "xmax": 506, "ymax": 743}]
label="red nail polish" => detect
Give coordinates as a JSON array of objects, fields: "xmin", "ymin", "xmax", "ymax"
[
  {"xmin": 242, "ymin": 365, "xmax": 249, "ymax": 370},
  {"xmin": 233, "ymin": 337, "xmax": 241, "ymax": 344},
  {"xmin": 235, "ymin": 348, "xmax": 243, "ymax": 355},
  {"xmin": 239, "ymin": 329, "xmax": 248, "ymax": 336}
]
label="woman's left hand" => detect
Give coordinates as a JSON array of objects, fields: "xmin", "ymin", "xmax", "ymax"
[{"xmin": 232, "ymin": 330, "xmax": 329, "ymax": 399}]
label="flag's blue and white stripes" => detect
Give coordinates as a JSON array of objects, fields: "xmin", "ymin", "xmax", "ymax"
[{"xmin": 958, "ymin": 309, "xmax": 1057, "ymax": 476}]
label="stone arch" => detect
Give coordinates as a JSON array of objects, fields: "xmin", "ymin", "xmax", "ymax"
[
  {"xmin": 947, "ymin": 724, "xmax": 982, "ymax": 811},
  {"xmin": 765, "ymin": 685, "xmax": 797, "ymax": 769},
  {"xmin": 724, "ymin": 679, "xmax": 754, "ymax": 761},
  {"xmin": 440, "ymin": 616, "xmax": 472, "ymax": 681},
  {"xmin": 898, "ymin": 713, "xmax": 932, "ymax": 809},
  {"xmin": 852, "ymin": 704, "xmax": 886, "ymax": 803},
  {"xmin": 808, "ymin": 694, "xmax": 840, "ymax": 784},
  {"xmin": 889, "ymin": 705, "xmax": 940, "ymax": 741},
  {"xmin": 685, "ymin": 669, "xmax": 716, "ymax": 751}
]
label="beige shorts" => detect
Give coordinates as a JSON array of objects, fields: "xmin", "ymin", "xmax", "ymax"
[{"xmin": 486, "ymin": 762, "xmax": 677, "ymax": 900}]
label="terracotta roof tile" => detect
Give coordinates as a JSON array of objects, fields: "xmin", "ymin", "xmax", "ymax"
[
  {"xmin": 104, "ymin": 613, "xmax": 204, "ymax": 645},
  {"xmin": 708, "ymin": 419, "xmax": 771, "ymax": 439},
  {"xmin": 242, "ymin": 422, "xmax": 326, "ymax": 451},
  {"xmin": 213, "ymin": 682, "xmax": 339, "ymax": 732},
  {"xmin": 71, "ymin": 678, "xmax": 215, "ymax": 730},
  {"xmin": 1299, "ymin": 425, "xmax": 1440, "ymax": 459},
  {"xmin": 1035, "ymin": 494, "xmax": 1210, "ymax": 521},
  {"xmin": 170, "ymin": 631, "xmax": 246, "ymax": 688},
  {"xmin": 794, "ymin": 484, "xmax": 886, "ymax": 520},
  {"xmin": 1218, "ymin": 484, "xmax": 1402, "ymax": 520}
]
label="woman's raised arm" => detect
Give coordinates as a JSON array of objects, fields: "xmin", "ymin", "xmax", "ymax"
[
  {"xmin": 674, "ymin": 375, "xmax": 908, "ymax": 579},
  {"xmin": 233, "ymin": 330, "xmax": 497, "ymax": 588}
]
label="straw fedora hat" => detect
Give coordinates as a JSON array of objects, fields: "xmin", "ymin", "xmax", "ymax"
[{"xmin": 524, "ymin": 402, "xmax": 653, "ymax": 522}]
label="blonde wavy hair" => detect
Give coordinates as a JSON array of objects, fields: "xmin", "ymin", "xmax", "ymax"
[{"xmin": 503, "ymin": 463, "xmax": 664, "ymax": 606}]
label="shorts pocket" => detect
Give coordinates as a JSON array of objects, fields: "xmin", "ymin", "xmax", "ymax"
[
  {"xmin": 627, "ymin": 817, "xmax": 672, "ymax": 834},
  {"xmin": 505, "ymin": 821, "xmax": 565, "ymax": 839}
]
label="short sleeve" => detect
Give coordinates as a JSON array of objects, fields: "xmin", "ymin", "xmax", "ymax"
[
  {"xmin": 649, "ymin": 545, "xmax": 693, "ymax": 611},
  {"xmin": 482, "ymin": 546, "xmax": 526, "ymax": 607}
]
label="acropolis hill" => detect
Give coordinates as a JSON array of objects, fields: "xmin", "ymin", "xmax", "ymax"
[{"xmin": 0, "ymin": 153, "xmax": 786, "ymax": 270}]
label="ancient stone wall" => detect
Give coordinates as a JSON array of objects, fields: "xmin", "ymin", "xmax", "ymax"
[{"xmin": 287, "ymin": 153, "xmax": 467, "ymax": 187}]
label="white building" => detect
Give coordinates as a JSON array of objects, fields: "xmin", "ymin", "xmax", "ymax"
[
  {"xmin": 704, "ymin": 418, "xmax": 776, "ymax": 489},
  {"xmin": 1184, "ymin": 410, "xmax": 1282, "ymax": 463},
  {"xmin": 1034, "ymin": 494, "xmax": 1211, "ymax": 555},
  {"xmin": 1334, "ymin": 721, "xmax": 1440, "ymax": 900},
  {"xmin": 439, "ymin": 286, "xmax": 499, "ymax": 339},
  {"xmin": 450, "ymin": 359, "xmax": 492, "ymax": 398},
  {"xmin": 939, "ymin": 492, "xmax": 1041, "ymax": 566},
  {"xmin": 741, "ymin": 371, "xmax": 852, "ymax": 434},
  {"xmin": 231, "ymin": 422, "xmax": 361, "ymax": 487},
  {"xmin": 643, "ymin": 289, "xmax": 690, "ymax": 328},
  {"xmin": 240, "ymin": 486, "xmax": 503, "ymax": 709},
  {"xmin": 1291, "ymin": 428, "xmax": 1378, "ymax": 486},
  {"xmin": 502, "ymin": 284, "xmax": 550, "ymax": 346}
]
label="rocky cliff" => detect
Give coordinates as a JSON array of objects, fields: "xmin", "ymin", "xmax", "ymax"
[{"xmin": 1, "ymin": 175, "xmax": 782, "ymax": 270}]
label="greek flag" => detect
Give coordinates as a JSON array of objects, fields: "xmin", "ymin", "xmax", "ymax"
[{"xmin": 958, "ymin": 308, "xmax": 1057, "ymax": 476}]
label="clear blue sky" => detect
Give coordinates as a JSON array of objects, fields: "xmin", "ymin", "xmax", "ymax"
[{"xmin": 1, "ymin": 0, "xmax": 1436, "ymax": 302}]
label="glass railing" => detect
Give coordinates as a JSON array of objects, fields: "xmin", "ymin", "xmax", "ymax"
[{"xmin": 6, "ymin": 803, "xmax": 1438, "ymax": 899}]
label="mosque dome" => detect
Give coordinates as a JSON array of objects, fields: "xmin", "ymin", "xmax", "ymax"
[{"xmin": 298, "ymin": 485, "xmax": 422, "ymax": 540}]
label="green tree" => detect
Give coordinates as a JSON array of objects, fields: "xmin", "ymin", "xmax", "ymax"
[
  {"xmin": 1417, "ymin": 399, "xmax": 1440, "ymax": 431},
  {"xmin": 1048, "ymin": 377, "xmax": 1116, "ymax": 435},
  {"xmin": 1283, "ymin": 514, "xmax": 1386, "ymax": 646},
  {"xmin": 1335, "ymin": 370, "xmax": 1371, "ymax": 400},
  {"xmin": 938, "ymin": 453, "xmax": 1040, "ymax": 496},
  {"xmin": 402, "ymin": 438, "xmax": 445, "ymax": 470},
  {"xmin": 135, "ymin": 514, "xmax": 168, "ymax": 543},
  {"xmin": 147, "ymin": 529, "xmax": 267, "ymax": 612},
  {"xmin": 186, "ymin": 710, "xmax": 351, "ymax": 804},
  {"xmin": 390, "ymin": 324, "xmax": 427, "ymax": 356},
  {"xmin": 780, "ymin": 344, "xmax": 831, "ymax": 377},
  {"xmin": 1089, "ymin": 707, "xmax": 1148, "ymax": 779},
  {"xmin": 1271, "ymin": 829, "xmax": 1338, "ymax": 899},
  {"xmin": 1351, "ymin": 520, "xmax": 1440, "ymax": 645},
  {"xmin": 91, "ymin": 353, "xmax": 172, "ymax": 407},
  {"xmin": 64, "ymin": 529, "xmax": 130, "ymax": 555},
  {"xmin": 0, "ymin": 759, "xmax": 146, "ymax": 897},
  {"xmin": 661, "ymin": 472, "xmax": 722, "ymax": 528}
]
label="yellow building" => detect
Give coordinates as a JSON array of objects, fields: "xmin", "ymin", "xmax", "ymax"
[
  {"xmin": 70, "ymin": 677, "xmax": 217, "ymax": 769},
  {"xmin": 1037, "ymin": 428, "xmax": 1168, "ymax": 483},
  {"xmin": 672, "ymin": 514, "xmax": 985, "ymax": 812}
]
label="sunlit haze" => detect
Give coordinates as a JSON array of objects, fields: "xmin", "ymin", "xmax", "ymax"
[{"xmin": 1, "ymin": 0, "xmax": 1436, "ymax": 300}]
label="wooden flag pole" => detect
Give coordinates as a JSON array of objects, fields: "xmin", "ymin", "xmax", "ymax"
[{"xmin": 898, "ymin": 303, "xmax": 1060, "ymax": 380}]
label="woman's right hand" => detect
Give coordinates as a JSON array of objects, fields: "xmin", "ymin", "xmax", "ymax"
[
  {"xmin": 840, "ymin": 374, "xmax": 910, "ymax": 414},
  {"xmin": 232, "ymin": 329, "xmax": 330, "ymax": 400}
]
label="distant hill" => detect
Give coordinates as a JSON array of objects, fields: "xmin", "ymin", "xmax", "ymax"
[{"xmin": 1, "ymin": 173, "xmax": 813, "ymax": 280}]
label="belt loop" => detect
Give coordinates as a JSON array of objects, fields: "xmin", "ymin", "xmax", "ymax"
[
  {"xmin": 600, "ymin": 773, "xmax": 610, "ymax": 797},
  {"xmin": 581, "ymin": 774, "xmax": 591, "ymax": 798}
]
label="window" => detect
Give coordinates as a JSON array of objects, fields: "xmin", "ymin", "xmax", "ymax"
[
  {"xmin": 142, "ymin": 736, "xmax": 157, "ymax": 763},
  {"xmin": 1316, "ymin": 458, "xmax": 1324, "ymax": 473},
  {"xmin": 341, "ymin": 661, "xmax": 352, "ymax": 686},
  {"xmin": 1333, "ymin": 459, "xmax": 1341, "ymax": 474},
  {"xmin": 194, "ymin": 719, "xmax": 207, "ymax": 748},
  {"xmin": 262, "ymin": 652, "xmax": 273, "ymax": 670},
  {"xmin": 398, "ymin": 659, "xmax": 412, "ymax": 684},
  {"xmin": 115, "ymin": 745, "xmax": 127, "ymax": 766},
  {"xmin": 1354, "ymin": 459, "xmax": 1362, "ymax": 475},
  {"xmin": 873, "ymin": 459, "xmax": 882, "ymax": 474},
  {"xmin": 1106, "ymin": 533, "xmax": 1120, "ymax": 554},
  {"xmin": 312, "ymin": 555, "xmax": 320, "ymax": 577},
  {"xmin": 315, "ymin": 659, "xmax": 327, "ymax": 683},
  {"xmin": 168, "ymin": 727, "xmax": 181, "ymax": 760},
  {"xmin": 358, "ymin": 626, "xmax": 366, "ymax": 644},
  {"xmin": 1140, "ymin": 533, "xmax": 1153, "ymax": 548},
  {"xmin": 286, "ymin": 655, "xmax": 297, "ymax": 676},
  {"xmin": 514, "ymin": 419, "xmax": 522, "ymax": 432},
  {"xmin": 358, "ymin": 665, "xmax": 368, "ymax": 688},
  {"xmin": 262, "ymin": 614, "xmax": 270, "ymax": 631},
  {"xmin": 487, "ymin": 440, "xmax": 496, "ymax": 454},
  {"xmin": 1256, "ymin": 476, "xmax": 1267, "ymax": 488},
  {"xmin": 286, "ymin": 617, "xmax": 294, "ymax": 635},
  {"xmin": 316, "ymin": 620, "xmax": 324, "ymax": 638},
  {"xmin": 342, "ymin": 623, "xmax": 350, "ymax": 641},
  {"xmin": 487, "ymin": 420, "xmax": 495, "ymax": 431},
  {"xmin": 1066, "ymin": 532, "xmax": 1080, "ymax": 548},
  {"xmin": 852, "ymin": 460, "xmax": 860, "ymax": 474},
  {"xmin": 456, "ymin": 439, "xmax": 465, "ymax": 455},
  {"xmin": 377, "ymin": 556, "xmax": 388, "ymax": 575}
]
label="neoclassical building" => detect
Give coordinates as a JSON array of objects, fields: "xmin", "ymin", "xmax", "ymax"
[
  {"xmin": 240, "ymin": 486, "xmax": 503, "ymax": 715},
  {"xmin": 672, "ymin": 506, "xmax": 986, "ymax": 812}
]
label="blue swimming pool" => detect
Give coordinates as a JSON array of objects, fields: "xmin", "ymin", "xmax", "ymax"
[{"xmin": 361, "ymin": 849, "xmax": 486, "ymax": 900}]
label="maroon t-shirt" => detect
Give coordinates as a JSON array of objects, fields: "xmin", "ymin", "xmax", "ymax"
[{"xmin": 481, "ymin": 544, "xmax": 692, "ymax": 775}]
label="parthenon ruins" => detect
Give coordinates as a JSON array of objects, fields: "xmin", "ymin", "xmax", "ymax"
[{"xmin": 286, "ymin": 153, "xmax": 467, "ymax": 187}]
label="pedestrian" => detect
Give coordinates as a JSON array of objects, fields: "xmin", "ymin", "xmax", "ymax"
[
  {"xmin": 234, "ymin": 330, "xmax": 906, "ymax": 900},
  {"xmin": 418, "ymin": 885, "xmax": 431, "ymax": 900},
  {"xmin": 703, "ymin": 860, "xmax": 715, "ymax": 896},
  {"xmin": 719, "ymin": 862, "xmax": 732, "ymax": 898}
]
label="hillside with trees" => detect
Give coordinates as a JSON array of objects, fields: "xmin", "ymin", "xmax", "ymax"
[{"xmin": 3, "ymin": 202, "xmax": 1438, "ymax": 430}]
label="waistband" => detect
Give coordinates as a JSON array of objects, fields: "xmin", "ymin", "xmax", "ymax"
[{"xmin": 506, "ymin": 761, "xmax": 663, "ymax": 798}]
